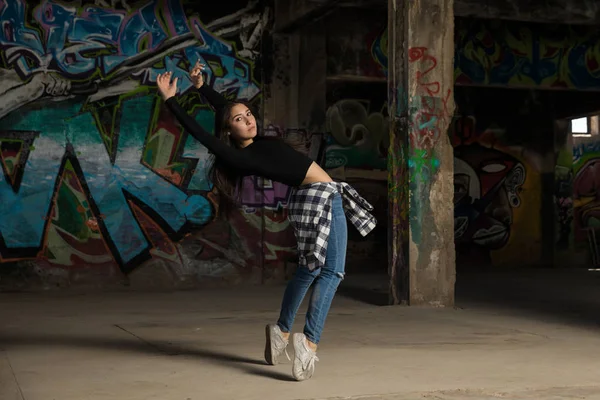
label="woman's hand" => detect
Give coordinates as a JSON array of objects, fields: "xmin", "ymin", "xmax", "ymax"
[
  {"xmin": 157, "ymin": 71, "xmax": 178, "ymax": 101},
  {"xmin": 190, "ymin": 61, "xmax": 205, "ymax": 89}
]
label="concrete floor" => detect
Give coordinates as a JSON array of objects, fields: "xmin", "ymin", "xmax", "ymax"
[{"xmin": 2, "ymin": 269, "xmax": 600, "ymax": 400}]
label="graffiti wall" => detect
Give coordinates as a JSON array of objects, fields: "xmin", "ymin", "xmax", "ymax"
[
  {"xmin": 572, "ymin": 137, "xmax": 600, "ymax": 248},
  {"xmin": 455, "ymin": 18, "xmax": 600, "ymax": 90},
  {"xmin": 325, "ymin": 11, "xmax": 388, "ymax": 172},
  {"xmin": 325, "ymin": 13, "xmax": 600, "ymax": 271},
  {"xmin": 553, "ymin": 120, "xmax": 574, "ymax": 266},
  {"xmin": 323, "ymin": 11, "xmax": 389, "ymax": 273},
  {"xmin": 326, "ymin": 9, "xmax": 386, "ymax": 79},
  {"xmin": 0, "ymin": 0, "xmax": 281, "ymax": 288},
  {"xmin": 362, "ymin": 16, "xmax": 592, "ymax": 268},
  {"xmin": 450, "ymin": 84, "xmax": 567, "ymax": 268},
  {"xmin": 325, "ymin": 82, "xmax": 388, "ymax": 171},
  {"xmin": 371, "ymin": 18, "xmax": 600, "ymax": 91},
  {"xmin": 451, "ymin": 113, "xmax": 544, "ymax": 267}
]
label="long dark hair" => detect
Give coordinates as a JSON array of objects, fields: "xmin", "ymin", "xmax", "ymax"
[
  {"xmin": 207, "ymin": 101, "xmax": 248, "ymax": 218},
  {"xmin": 208, "ymin": 101, "xmax": 310, "ymax": 218}
]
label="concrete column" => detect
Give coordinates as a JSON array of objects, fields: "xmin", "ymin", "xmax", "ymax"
[
  {"xmin": 262, "ymin": 33, "xmax": 298, "ymax": 127},
  {"xmin": 297, "ymin": 22, "xmax": 327, "ymax": 132},
  {"xmin": 266, "ymin": 0, "xmax": 326, "ymax": 131},
  {"xmin": 387, "ymin": 0, "xmax": 456, "ymax": 306}
]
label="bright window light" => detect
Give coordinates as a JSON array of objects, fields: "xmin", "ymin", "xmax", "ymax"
[{"xmin": 571, "ymin": 117, "xmax": 588, "ymax": 134}]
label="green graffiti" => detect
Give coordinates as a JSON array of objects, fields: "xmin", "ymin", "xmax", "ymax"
[{"xmin": 408, "ymin": 149, "xmax": 440, "ymax": 245}]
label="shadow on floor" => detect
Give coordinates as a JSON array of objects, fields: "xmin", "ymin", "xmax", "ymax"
[
  {"xmin": 456, "ymin": 268, "xmax": 600, "ymax": 330},
  {"xmin": 337, "ymin": 285, "xmax": 389, "ymax": 306},
  {"xmin": 0, "ymin": 332, "xmax": 296, "ymax": 382},
  {"xmin": 336, "ymin": 268, "xmax": 600, "ymax": 331},
  {"xmin": 337, "ymin": 273, "xmax": 389, "ymax": 306}
]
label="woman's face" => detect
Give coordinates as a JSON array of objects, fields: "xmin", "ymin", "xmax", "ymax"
[{"xmin": 227, "ymin": 103, "xmax": 257, "ymax": 146}]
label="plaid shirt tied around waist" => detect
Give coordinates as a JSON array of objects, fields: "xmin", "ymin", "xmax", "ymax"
[{"xmin": 287, "ymin": 181, "xmax": 377, "ymax": 271}]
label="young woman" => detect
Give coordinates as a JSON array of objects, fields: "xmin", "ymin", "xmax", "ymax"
[{"xmin": 156, "ymin": 64, "xmax": 376, "ymax": 381}]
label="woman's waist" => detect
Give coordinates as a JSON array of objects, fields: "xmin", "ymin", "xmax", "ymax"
[
  {"xmin": 300, "ymin": 162, "xmax": 333, "ymax": 186},
  {"xmin": 293, "ymin": 180, "xmax": 341, "ymax": 194},
  {"xmin": 289, "ymin": 181, "xmax": 344, "ymax": 210}
]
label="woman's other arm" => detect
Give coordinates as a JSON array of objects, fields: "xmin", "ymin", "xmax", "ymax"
[
  {"xmin": 157, "ymin": 72, "xmax": 253, "ymax": 171},
  {"xmin": 190, "ymin": 61, "xmax": 228, "ymax": 112}
]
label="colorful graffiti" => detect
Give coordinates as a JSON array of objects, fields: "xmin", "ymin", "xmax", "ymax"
[
  {"xmin": 408, "ymin": 47, "xmax": 453, "ymax": 151},
  {"xmin": 455, "ymin": 19, "xmax": 600, "ymax": 90},
  {"xmin": 324, "ymin": 99, "xmax": 388, "ymax": 170},
  {"xmin": 387, "ymin": 45, "xmax": 454, "ymax": 298},
  {"xmin": 0, "ymin": 0, "xmax": 268, "ymax": 278},
  {"xmin": 406, "ymin": 47, "xmax": 453, "ymax": 245},
  {"xmin": 554, "ymin": 127, "xmax": 574, "ymax": 252},
  {"xmin": 453, "ymin": 144, "xmax": 526, "ymax": 249},
  {"xmin": 555, "ymin": 165, "xmax": 574, "ymax": 249},
  {"xmin": 451, "ymin": 116, "xmax": 543, "ymax": 266},
  {"xmin": 324, "ymin": 85, "xmax": 389, "ymax": 274},
  {"xmin": 574, "ymin": 141, "xmax": 600, "ymax": 165},
  {"xmin": 372, "ymin": 19, "xmax": 600, "ymax": 90},
  {"xmin": 573, "ymin": 138, "xmax": 600, "ymax": 246},
  {"xmin": 573, "ymin": 150, "xmax": 600, "ymax": 242},
  {"xmin": 241, "ymin": 176, "xmax": 292, "ymax": 213},
  {"xmin": 369, "ymin": 26, "xmax": 387, "ymax": 78}
]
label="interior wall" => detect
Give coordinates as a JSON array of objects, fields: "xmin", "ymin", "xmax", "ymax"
[
  {"xmin": 344, "ymin": 14, "xmax": 600, "ymax": 269},
  {"xmin": 5, "ymin": 3, "xmax": 600, "ymax": 290},
  {"xmin": 452, "ymin": 87, "xmax": 557, "ymax": 268},
  {"xmin": 570, "ymin": 132, "xmax": 600, "ymax": 263},
  {"xmin": 0, "ymin": 0, "xmax": 293, "ymax": 290},
  {"xmin": 324, "ymin": 9, "xmax": 388, "ymax": 273},
  {"xmin": 454, "ymin": 18, "xmax": 600, "ymax": 90}
]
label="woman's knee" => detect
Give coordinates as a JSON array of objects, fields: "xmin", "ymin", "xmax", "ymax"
[{"xmin": 317, "ymin": 267, "xmax": 344, "ymax": 286}]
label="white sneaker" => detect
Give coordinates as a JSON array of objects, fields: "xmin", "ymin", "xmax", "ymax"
[
  {"xmin": 292, "ymin": 333, "xmax": 319, "ymax": 381},
  {"xmin": 264, "ymin": 324, "xmax": 290, "ymax": 365}
]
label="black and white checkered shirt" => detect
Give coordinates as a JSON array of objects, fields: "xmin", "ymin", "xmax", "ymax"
[{"xmin": 287, "ymin": 181, "xmax": 377, "ymax": 271}]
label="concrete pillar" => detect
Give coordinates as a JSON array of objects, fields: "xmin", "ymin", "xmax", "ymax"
[
  {"xmin": 387, "ymin": 0, "xmax": 456, "ymax": 306},
  {"xmin": 267, "ymin": 0, "xmax": 326, "ymax": 131},
  {"xmin": 297, "ymin": 22, "xmax": 327, "ymax": 132},
  {"xmin": 262, "ymin": 34, "xmax": 298, "ymax": 128}
]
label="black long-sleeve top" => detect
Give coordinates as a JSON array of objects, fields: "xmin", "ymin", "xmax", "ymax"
[{"xmin": 164, "ymin": 85, "xmax": 313, "ymax": 187}]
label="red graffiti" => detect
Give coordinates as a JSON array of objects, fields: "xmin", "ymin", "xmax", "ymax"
[
  {"xmin": 409, "ymin": 47, "xmax": 441, "ymax": 96},
  {"xmin": 408, "ymin": 47, "xmax": 453, "ymax": 150}
]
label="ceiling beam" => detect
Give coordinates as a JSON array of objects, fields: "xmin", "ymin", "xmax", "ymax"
[
  {"xmin": 274, "ymin": 0, "xmax": 345, "ymax": 34},
  {"xmin": 306, "ymin": 0, "xmax": 600, "ymax": 25},
  {"xmin": 455, "ymin": 0, "xmax": 600, "ymax": 25}
]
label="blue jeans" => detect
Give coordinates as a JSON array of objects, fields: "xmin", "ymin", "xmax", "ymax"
[{"xmin": 277, "ymin": 193, "xmax": 348, "ymax": 344}]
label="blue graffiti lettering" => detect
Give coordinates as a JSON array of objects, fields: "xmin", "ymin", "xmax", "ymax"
[
  {"xmin": 0, "ymin": 0, "xmax": 259, "ymax": 100},
  {"xmin": 0, "ymin": 97, "xmax": 212, "ymax": 265},
  {"xmin": 573, "ymin": 141, "xmax": 600, "ymax": 165},
  {"xmin": 0, "ymin": 111, "xmax": 63, "ymax": 248}
]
